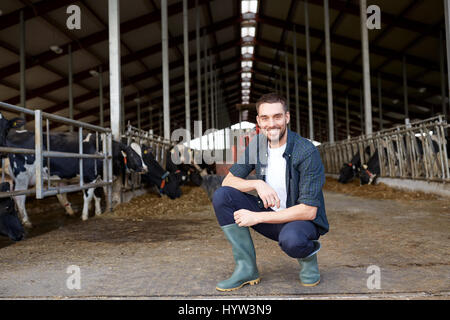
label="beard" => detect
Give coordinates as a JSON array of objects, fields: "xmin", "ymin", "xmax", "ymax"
[{"xmin": 263, "ymin": 123, "xmax": 287, "ymax": 144}]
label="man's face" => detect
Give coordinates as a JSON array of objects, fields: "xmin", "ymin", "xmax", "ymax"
[{"xmin": 256, "ymin": 102, "xmax": 290, "ymax": 143}]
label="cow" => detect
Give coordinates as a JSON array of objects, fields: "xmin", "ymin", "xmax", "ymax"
[
  {"xmin": 166, "ymin": 147, "xmax": 203, "ymax": 187},
  {"xmin": 0, "ymin": 182, "xmax": 25, "ymax": 241},
  {"xmin": 80, "ymin": 135, "xmax": 147, "ymax": 220},
  {"xmin": 338, "ymin": 146, "xmax": 371, "ymax": 184},
  {"xmin": 0, "ymin": 112, "xmax": 146, "ymax": 227},
  {"xmin": 359, "ymin": 150, "xmax": 381, "ymax": 185},
  {"xmin": 141, "ymin": 145, "xmax": 182, "ymax": 199}
]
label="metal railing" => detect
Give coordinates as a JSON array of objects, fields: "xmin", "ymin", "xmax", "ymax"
[
  {"xmin": 0, "ymin": 101, "xmax": 113, "ymax": 204},
  {"xmin": 318, "ymin": 115, "xmax": 450, "ymax": 182}
]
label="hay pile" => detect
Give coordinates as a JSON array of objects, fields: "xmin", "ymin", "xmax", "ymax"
[
  {"xmin": 111, "ymin": 186, "xmax": 212, "ymax": 218},
  {"xmin": 323, "ymin": 177, "xmax": 440, "ymax": 201}
]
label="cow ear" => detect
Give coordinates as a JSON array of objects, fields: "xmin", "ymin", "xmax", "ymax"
[{"xmin": 9, "ymin": 117, "xmax": 26, "ymax": 128}]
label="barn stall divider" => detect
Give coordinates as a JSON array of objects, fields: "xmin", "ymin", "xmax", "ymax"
[
  {"xmin": 0, "ymin": 101, "xmax": 114, "ymax": 209},
  {"xmin": 318, "ymin": 115, "xmax": 450, "ymax": 183}
]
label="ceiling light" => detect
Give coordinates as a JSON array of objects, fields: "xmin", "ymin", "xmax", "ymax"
[
  {"xmin": 242, "ymin": 89, "xmax": 250, "ymax": 95},
  {"xmin": 89, "ymin": 69, "xmax": 99, "ymax": 77},
  {"xmin": 241, "ymin": 45, "xmax": 254, "ymax": 55},
  {"xmin": 241, "ymin": 26, "xmax": 256, "ymax": 38},
  {"xmin": 418, "ymin": 87, "xmax": 427, "ymax": 93},
  {"xmin": 242, "ymin": 101, "xmax": 249, "ymax": 105},
  {"xmin": 50, "ymin": 45, "xmax": 63, "ymax": 54},
  {"xmin": 241, "ymin": 0, "xmax": 258, "ymax": 14},
  {"xmin": 241, "ymin": 61, "xmax": 253, "ymax": 69},
  {"xmin": 241, "ymin": 72, "xmax": 252, "ymax": 79}
]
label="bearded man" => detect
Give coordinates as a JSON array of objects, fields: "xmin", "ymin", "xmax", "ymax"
[{"xmin": 212, "ymin": 92, "xmax": 329, "ymax": 291}]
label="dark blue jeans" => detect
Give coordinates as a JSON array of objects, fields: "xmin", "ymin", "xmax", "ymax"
[{"xmin": 212, "ymin": 186, "xmax": 320, "ymax": 259}]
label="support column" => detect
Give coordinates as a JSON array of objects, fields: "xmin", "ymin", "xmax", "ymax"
[
  {"xmin": 121, "ymin": 90, "xmax": 125, "ymax": 133},
  {"xmin": 403, "ymin": 55, "xmax": 409, "ymax": 121},
  {"xmin": 345, "ymin": 95, "xmax": 350, "ymax": 139},
  {"xmin": 136, "ymin": 95, "xmax": 141, "ymax": 130},
  {"xmin": 293, "ymin": 24, "xmax": 300, "ymax": 134},
  {"xmin": 108, "ymin": 0, "xmax": 122, "ymax": 141},
  {"xmin": 360, "ymin": 0, "xmax": 373, "ymax": 135},
  {"xmin": 445, "ymin": 0, "xmax": 450, "ymax": 117},
  {"xmin": 305, "ymin": 0, "xmax": 314, "ymax": 140},
  {"xmin": 284, "ymin": 52, "xmax": 290, "ymax": 130},
  {"xmin": 204, "ymin": 37, "xmax": 210, "ymax": 129},
  {"xmin": 210, "ymin": 55, "xmax": 214, "ymax": 129},
  {"xmin": 68, "ymin": 44, "xmax": 74, "ymax": 132},
  {"xmin": 148, "ymin": 101, "xmax": 153, "ymax": 133},
  {"xmin": 377, "ymin": 73, "xmax": 383, "ymax": 130},
  {"xmin": 183, "ymin": 0, "xmax": 191, "ymax": 134},
  {"xmin": 99, "ymin": 66, "xmax": 104, "ymax": 127},
  {"xmin": 108, "ymin": 0, "xmax": 122, "ymax": 207},
  {"xmin": 196, "ymin": 0, "xmax": 202, "ymax": 135},
  {"xmin": 324, "ymin": 0, "xmax": 334, "ymax": 143},
  {"xmin": 161, "ymin": 0, "xmax": 171, "ymax": 140},
  {"xmin": 440, "ymin": 28, "xmax": 448, "ymax": 118},
  {"xmin": 20, "ymin": 10, "xmax": 26, "ymax": 118}
]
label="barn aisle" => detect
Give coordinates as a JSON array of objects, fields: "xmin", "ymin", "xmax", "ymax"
[{"xmin": 0, "ymin": 183, "xmax": 448, "ymax": 299}]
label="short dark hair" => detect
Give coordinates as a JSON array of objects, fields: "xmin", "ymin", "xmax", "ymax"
[{"xmin": 256, "ymin": 93, "xmax": 288, "ymax": 114}]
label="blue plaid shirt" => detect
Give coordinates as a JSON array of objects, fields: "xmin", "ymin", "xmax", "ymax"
[{"xmin": 229, "ymin": 129, "xmax": 329, "ymax": 235}]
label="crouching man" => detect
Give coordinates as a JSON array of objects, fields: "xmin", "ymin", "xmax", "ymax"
[{"xmin": 212, "ymin": 93, "xmax": 329, "ymax": 291}]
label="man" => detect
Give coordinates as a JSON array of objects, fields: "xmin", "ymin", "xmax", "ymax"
[{"xmin": 212, "ymin": 93, "xmax": 329, "ymax": 291}]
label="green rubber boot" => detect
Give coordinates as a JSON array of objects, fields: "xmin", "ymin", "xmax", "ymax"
[
  {"xmin": 297, "ymin": 240, "xmax": 321, "ymax": 287},
  {"xmin": 216, "ymin": 224, "xmax": 260, "ymax": 291}
]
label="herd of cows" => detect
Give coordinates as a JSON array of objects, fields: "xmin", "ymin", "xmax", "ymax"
[
  {"xmin": 0, "ymin": 112, "xmax": 215, "ymax": 242},
  {"xmin": 338, "ymin": 135, "xmax": 449, "ymax": 185}
]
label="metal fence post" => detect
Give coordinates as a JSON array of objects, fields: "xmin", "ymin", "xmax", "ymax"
[{"xmin": 34, "ymin": 110, "xmax": 44, "ymax": 199}]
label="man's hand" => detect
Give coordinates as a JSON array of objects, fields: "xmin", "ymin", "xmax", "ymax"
[
  {"xmin": 255, "ymin": 180, "xmax": 280, "ymax": 209},
  {"xmin": 234, "ymin": 209, "xmax": 261, "ymax": 227}
]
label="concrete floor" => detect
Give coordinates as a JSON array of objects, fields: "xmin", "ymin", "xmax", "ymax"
[{"xmin": 0, "ymin": 187, "xmax": 449, "ymax": 299}]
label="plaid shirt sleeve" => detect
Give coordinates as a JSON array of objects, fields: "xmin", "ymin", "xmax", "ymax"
[
  {"xmin": 297, "ymin": 147, "xmax": 325, "ymax": 208},
  {"xmin": 229, "ymin": 145, "xmax": 255, "ymax": 179}
]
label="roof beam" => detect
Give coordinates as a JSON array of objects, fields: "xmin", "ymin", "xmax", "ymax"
[
  {"xmin": 0, "ymin": 0, "xmax": 218, "ymax": 80},
  {"xmin": 0, "ymin": 0, "xmax": 76, "ymax": 30},
  {"xmin": 305, "ymin": 0, "xmax": 440, "ymax": 38},
  {"xmin": 257, "ymin": 13, "xmax": 440, "ymax": 72}
]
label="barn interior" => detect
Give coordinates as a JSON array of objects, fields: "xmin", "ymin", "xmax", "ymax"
[{"xmin": 0, "ymin": 0, "xmax": 449, "ymax": 299}]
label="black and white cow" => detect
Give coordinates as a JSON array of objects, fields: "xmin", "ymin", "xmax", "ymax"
[
  {"xmin": 338, "ymin": 146, "xmax": 371, "ymax": 184},
  {"xmin": 0, "ymin": 182, "xmax": 25, "ymax": 241},
  {"xmin": 0, "ymin": 112, "xmax": 146, "ymax": 227},
  {"xmin": 141, "ymin": 145, "xmax": 182, "ymax": 199},
  {"xmin": 359, "ymin": 150, "xmax": 382, "ymax": 185},
  {"xmin": 166, "ymin": 147, "xmax": 203, "ymax": 187},
  {"xmin": 81, "ymin": 135, "xmax": 147, "ymax": 220}
]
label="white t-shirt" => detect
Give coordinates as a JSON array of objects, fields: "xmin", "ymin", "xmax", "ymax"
[{"xmin": 265, "ymin": 143, "xmax": 287, "ymax": 212}]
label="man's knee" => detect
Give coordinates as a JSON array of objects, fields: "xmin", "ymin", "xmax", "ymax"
[
  {"xmin": 278, "ymin": 232, "xmax": 312, "ymax": 259},
  {"xmin": 212, "ymin": 186, "xmax": 239, "ymax": 208}
]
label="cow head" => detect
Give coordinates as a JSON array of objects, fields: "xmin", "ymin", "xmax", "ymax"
[
  {"xmin": 141, "ymin": 145, "xmax": 182, "ymax": 199},
  {"xmin": 114, "ymin": 142, "xmax": 147, "ymax": 174},
  {"xmin": 338, "ymin": 162, "xmax": 356, "ymax": 184},
  {"xmin": 187, "ymin": 166, "xmax": 203, "ymax": 186},
  {"xmin": 0, "ymin": 182, "xmax": 25, "ymax": 241},
  {"xmin": 0, "ymin": 113, "xmax": 26, "ymax": 155},
  {"xmin": 359, "ymin": 164, "xmax": 377, "ymax": 185},
  {"xmin": 128, "ymin": 142, "xmax": 148, "ymax": 173}
]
